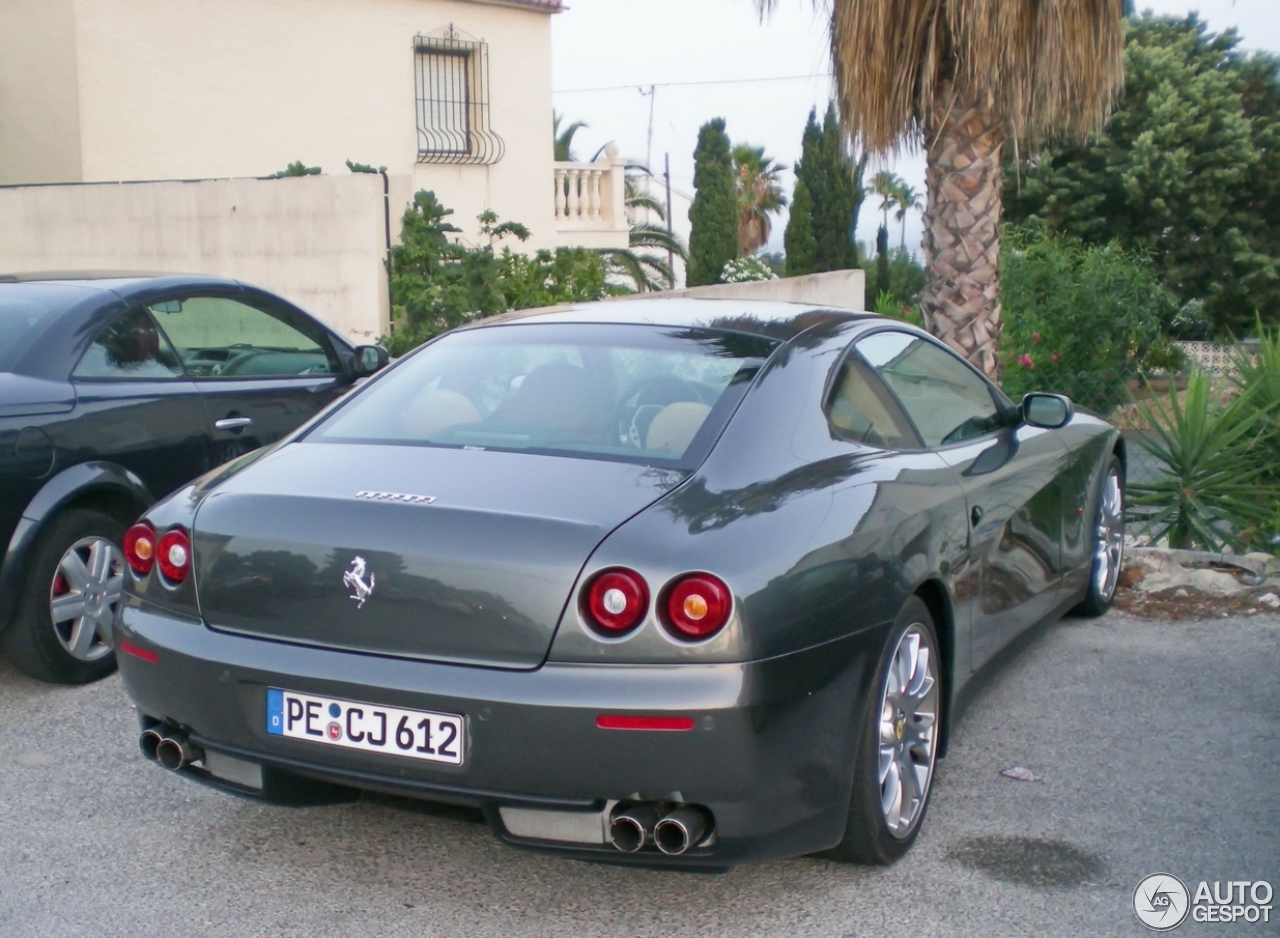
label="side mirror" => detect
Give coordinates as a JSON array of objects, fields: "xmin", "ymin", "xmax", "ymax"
[
  {"xmin": 1021, "ymin": 392, "xmax": 1073, "ymax": 429},
  {"xmin": 352, "ymin": 344, "xmax": 389, "ymax": 377}
]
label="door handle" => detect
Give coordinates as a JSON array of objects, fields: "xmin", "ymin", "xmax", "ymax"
[
  {"xmin": 970, "ymin": 506, "xmax": 984, "ymax": 528},
  {"xmin": 214, "ymin": 416, "xmax": 253, "ymax": 431}
]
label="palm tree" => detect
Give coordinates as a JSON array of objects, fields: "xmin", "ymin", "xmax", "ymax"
[
  {"xmin": 758, "ymin": 0, "xmax": 1125, "ymax": 377},
  {"xmin": 893, "ymin": 181, "xmax": 922, "ymax": 253},
  {"xmin": 602, "ymin": 176, "xmax": 688, "ymax": 292},
  {"xmin": 732, "ymin": 145, "xmax": 788, "ymax": 257},
  {"xmin": 870, "ymin": 171, "xmax": 901, "ymax": 231},
  {"xmin": 553, "ymin": 112, "xmax": 587, "ymax": 162}
]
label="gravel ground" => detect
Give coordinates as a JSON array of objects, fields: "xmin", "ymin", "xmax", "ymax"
[{"xmin": 1, "ymin": 611, "xmax": 1276, "ymax": 938}]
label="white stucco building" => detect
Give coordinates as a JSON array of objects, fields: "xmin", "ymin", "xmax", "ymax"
[{"xmin": 0, "ymin": 0, "xmax": 629, "ymax": 338}]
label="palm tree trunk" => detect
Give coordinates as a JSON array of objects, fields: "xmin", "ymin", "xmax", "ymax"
[{"xmin": 920, "ymin": 82, "xmax": 1005, "ymax": 379}]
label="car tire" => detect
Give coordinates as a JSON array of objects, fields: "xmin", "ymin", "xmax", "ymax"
[
  {"xmin": 825, "ymin": 595, "xmax": 942, "ymax": 865},
  {"xmin": 2, "ymin": 509, "xmax": 126, "ymax": 685},
  {"xmin": 1072, "ymin": 455, "xmax": 1125, "ymax": 618}
]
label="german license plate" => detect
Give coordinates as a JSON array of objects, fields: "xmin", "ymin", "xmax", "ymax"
[{"xmin": 266, "ymin": 688, "xmax": 464, "ymax": 766}]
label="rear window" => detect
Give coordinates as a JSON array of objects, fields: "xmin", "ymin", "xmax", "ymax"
[
  {"xmin": 0, "ymin": 283, "xmax": 98, "ymax": 372},
  {"xmin": 312, "ymin": 323, "xmax": 776, "ymax": 468}
]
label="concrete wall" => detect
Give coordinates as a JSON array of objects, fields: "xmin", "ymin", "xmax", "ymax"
[
  {"xmin": 0, "ymin": 174, "xmax": 393, "ymax": 341},
  {"xmin": 0, "ymin": 0, "xmax": 570, "ymax": 250},
  {"xmin": 612, "ymin": 269, "xmax": 866, "ymax": 312}
]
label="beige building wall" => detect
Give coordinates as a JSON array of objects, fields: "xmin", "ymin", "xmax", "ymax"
[
  {"xmin": 1, "ymin": 0, "xmax": 570, "ymax": 250},
  {"xmin": 0, "ymin": 0, "xmax": 83, "ymax": 184},
  {"xmin": 0, "ymin": 174, "xmax": 394, "ymax": 341}
]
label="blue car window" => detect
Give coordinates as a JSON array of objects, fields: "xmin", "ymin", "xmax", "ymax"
[
  {"xmin": 0, "ymin": 283, "xmax": 99, "ymax": 372},
  {"xmin": 149, "ymin": 296, "xmax": 337, "ymax": 378},
  {"xmin": 856, "ymin": 331, "xmax": 1004, "ymax": 448},
  {"xmin": 312, "ymin": 323, "xmax": 775, "ymax": 469},
  {"xmin": 72, "ymin": 308, "xmax": 185, "ymax": 380}
]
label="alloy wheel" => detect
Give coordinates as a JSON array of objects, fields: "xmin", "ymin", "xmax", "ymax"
[
  {"xmin": 877, "ymin": 624, "xmax": 940, "ymax": 839},
  {"xmin": 1093, "ymin": 470, "xmax": 1125, "ymax": 602},
  {"xmin": 49, "ymin": 536, "xmax": 123, "ymax": 662}
]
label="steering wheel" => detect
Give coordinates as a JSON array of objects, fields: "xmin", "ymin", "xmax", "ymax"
[
  {"xmin": 217, "ymin": 348, "xmax": 267, "ymax": 377},
  {"xmin": 613, "ymin": 376, "xmax": 713, "ymax": 449}
]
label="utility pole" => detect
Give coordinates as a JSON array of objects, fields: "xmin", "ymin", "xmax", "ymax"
[
  {"xmin": 640, "ymin": 85, "xmax": 656, "ymax": 174},
  {"xmin": 663, "ymin": 152, "xmax": 675, "ymax": 287}
]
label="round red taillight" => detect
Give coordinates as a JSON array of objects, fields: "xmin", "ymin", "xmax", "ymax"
[
  {"xmin": 123, "ymin": 522, "xmax": 156, "ymax": 575},
  {"xmin": 156, "ymin": 527, "xmax": 192, "ymax": 583},
  {"xmin": 663, "ymin": 574, "xmax": 732, "ymax": 640},
  {"xmin": 584, "ymin": 568, "xmax": 649, "ymax": 634}
]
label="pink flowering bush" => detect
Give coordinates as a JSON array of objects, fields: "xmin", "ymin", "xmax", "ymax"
[{"xmin": 1000, "ymin": 232, "xmax": 1182, "ymax": 414}]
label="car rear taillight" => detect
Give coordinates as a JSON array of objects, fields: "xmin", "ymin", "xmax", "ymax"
[
  {"xmin": 123, "ymin": 522, "xmax": 156, "ymax": 575},
  {"xmin": 663, "ymin": 574, "xmax": 732, "ymax": 640},
  {"xmin": 156, "ymin": 527, "xmax": 192, "ymax": 583},
  {"xmin": 583, "ymin": 568, "xmax": 649, "ymax": 634}
]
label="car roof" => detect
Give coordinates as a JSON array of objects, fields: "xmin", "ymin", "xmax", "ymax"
[
  {"xmin": 0, "ymin": 270, "xmax": 244, "ymax": 298},
  {"xmin": 473, "ymin": 297, "xmax": 879, "ymax": 344}
]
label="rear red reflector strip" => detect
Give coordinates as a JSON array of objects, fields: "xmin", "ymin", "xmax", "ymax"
[
  {"xmin": 596, "ymin": 715, "xmax": 695, "ymax": 731},
  {"xmin": 119, "ymin": 641, "xmax": 158, "ymax": 664}
]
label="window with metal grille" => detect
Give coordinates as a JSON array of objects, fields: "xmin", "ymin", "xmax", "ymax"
[{"xmin": 415, "ymin": 30, "xmax": 504, "ymax": 165}]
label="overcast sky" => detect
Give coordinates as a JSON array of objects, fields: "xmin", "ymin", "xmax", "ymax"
[{"xmin": 550, "ymin": 0, "xmax": 1280, "ymax": 258}]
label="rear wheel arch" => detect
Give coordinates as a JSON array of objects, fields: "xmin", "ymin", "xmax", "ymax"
[
  {"xmin": 1111, "ymin": 434, "xmax": 1127, "ymax": 481},
  {"xmin": 911, "ymin": 579, "xmax": 954, "ymax": 758},
  {"xmin": 0, "ymin": 462, "xmax": 152, "ymax": 631}
]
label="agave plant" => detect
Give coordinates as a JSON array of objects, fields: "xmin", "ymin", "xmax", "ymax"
[
  {"xmin": 1128, "ymin": 370, "xmax": 1277, "ymax": 551},
  {"xmin": 1233, "ymin": 321, "xmax": 1280, "ymax": 466}
]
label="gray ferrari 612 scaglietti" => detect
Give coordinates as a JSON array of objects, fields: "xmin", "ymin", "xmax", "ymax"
[{"xmin": 114, "ymin": 299, "xmax": 1124, "ymax": 867}]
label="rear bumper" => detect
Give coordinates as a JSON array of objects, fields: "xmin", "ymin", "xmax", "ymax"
[{"xmin": 114, "ymin": 597, "xmax": 890, "ymax": 866}]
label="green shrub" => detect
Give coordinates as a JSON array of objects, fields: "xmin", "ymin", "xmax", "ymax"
[
  {"xmin": 1128, "ymin": 370, "xmax": 1278, "ymax": 551},
  {"xmin": 860, "ymin": 250, "xmax": 924, "ymax": 306},
  {"xmin": 383, "ymin": 191, "xmax": 610, "ymax": 355},
  {"xmin": 999, "ymin": 233, "xmax": 1180, "ymax": 414},
  {"xmin": 269, "ymin": 161, "xmax": 321, "ymax": 177}
]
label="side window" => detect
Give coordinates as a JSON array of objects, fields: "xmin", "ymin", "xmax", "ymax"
[
  {"xmin": 73, "ymin": 308, "xmax": 184, "ymax": 380},
  {"xmin": 825, "ymin": 352, "xmax": 921, "ymax": 449},
  {"xmin": 856, "ymin": 331, "xmax": 1004, "ymax": 448},
  {"xmin": 148, "ymin": 296, "xmax": 337, "ymax": 379}
]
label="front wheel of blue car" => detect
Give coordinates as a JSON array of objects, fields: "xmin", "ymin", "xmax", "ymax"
[{"xmin": 825, "ymin": 596, "xmax": 941, "ymax": 865}]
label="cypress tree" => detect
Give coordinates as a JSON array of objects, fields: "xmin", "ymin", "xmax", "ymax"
[
  {"xmin": 811, "ymin": 103, "xmax": 862, "ymax": 271},
  {"xmin": 688, "ymin": 118, "xmax": 738, "ymax": 286},
  {"xmin": 786, "ymin": 105, "xmax": 864, "ymax": 276},
  {"xmin": 784, "ymin": 178, "xmax": 817, "ymax": 276}
]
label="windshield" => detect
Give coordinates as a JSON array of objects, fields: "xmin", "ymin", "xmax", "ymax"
[
  {"xmin": 312, "ymin": 323, "xmax": 776, "ymax": 468},
  {"xmin": 0, "ymin": 283, "xmax": 98, "ymax": 372}
]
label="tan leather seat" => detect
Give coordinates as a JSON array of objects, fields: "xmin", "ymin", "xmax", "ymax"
[
  {"xmin": 403, "ymin": 388, "xmax": 483, "ymax": 438},
  {"xmin": 645, "ymin": 402, "xmax": 712, "ymax": 455}
]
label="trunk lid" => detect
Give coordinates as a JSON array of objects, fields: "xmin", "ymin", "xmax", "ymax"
[{"xmin": 193, "ymin": 442, "xmax": 682, "ymax": 668}]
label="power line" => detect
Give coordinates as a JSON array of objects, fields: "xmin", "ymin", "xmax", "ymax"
[{"xmin": 554, "ymin": 73, "xmax": 831, "ymax": 95}]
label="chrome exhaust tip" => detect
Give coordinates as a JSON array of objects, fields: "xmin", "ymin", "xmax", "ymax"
[
  {"xmin": 654, "ymin": 806, "xmax": 711, "ymax": 856},
  {"xmin": 155, "ymin": 730, "xmax": 202, "ymax": 771},
  {"xmin": 139, "ymin": 727, "xmax": 164, "ymax": 762},
  {"xmin": 608, "ymin": 804, "xmax": 661, "ymax": 853}
]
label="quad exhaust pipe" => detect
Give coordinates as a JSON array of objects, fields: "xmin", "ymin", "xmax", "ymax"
[
  {"xmin": 139, "ymin": 726, "xmax": 203, "ymax": 771},
  {"xmin": 654, "ymin": 806, "xmax": 711, "ymax": 856},
  {"xmin": 608, "ymin": 803, "xmax": 712, "ymax": 856},
  {"xmin": 609, "ymin": 804, "xmax": 661, "ymax": 853}
]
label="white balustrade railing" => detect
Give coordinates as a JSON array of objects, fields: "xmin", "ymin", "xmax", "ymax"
[
  {"xmin": 553, "ymin": 146, "xmax": 628, "ymax": 239},
  {"xmin": 555, "ymin": 165, "xmax": 606, "ymax": 223}
]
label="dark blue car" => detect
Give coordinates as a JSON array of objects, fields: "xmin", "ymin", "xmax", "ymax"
[{"xmin": 0, "ymin": 272, "xmax": 386, "ymax": 684}]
